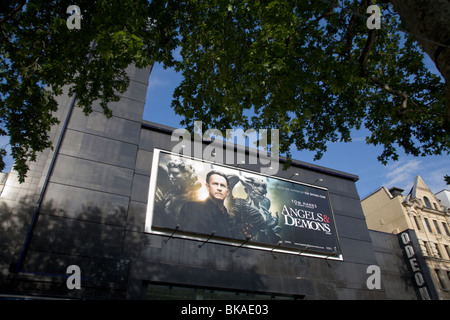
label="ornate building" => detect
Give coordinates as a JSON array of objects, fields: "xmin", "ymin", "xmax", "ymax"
[{"xmin": 362, "ymin": 175, "xmax": 450, "ymax": 299}]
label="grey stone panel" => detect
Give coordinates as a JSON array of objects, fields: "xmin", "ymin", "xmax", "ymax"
[
  {"xmin": 126, "ymin": 225, "xmax": 379, "ymax": 299},
  {"xmin": 29, "ymin": 214, "xmax": 125, "ymax": 257},
  {"xmin": 126, "ymin": 201, "xmax": 148, "ymax": 232},
  {"xmin": 40, "ymin": 183, "xmax": 129, "ymax": 227},
  {"xmin": 59, "ymin": 129, "xmax": 138, "ymax": 170},
  {"xmin": 49, "ymin": 155, "xmax": 134, "ymax": 196},
  {"xmin": 68, "ymin": 108, "xmax": 141, "ymax": 145},
  {"xmin": 338, "ymin": 237, "xmax": 378, "ymax": 265},
  {"xmin": 18, "ymin": 250, "xmax": 92, "ymax": 277},
  {"xmin": 91, "ymin": 97, "xmax": 145, "ymax": 122},
  {"xmin": 328, "ymin": 193, "xmax": 366, "ymax": 219},
  {"xmin": 121, "ymin": 78, "xmax": 151, "ymax": 103},
  {"xmin": 138, "ymin": 129, "xmax": 179, "ymax": 152},
  {"xmin": 0, "ymin": 196, "xmax": 37, "ymax": 261},
  {"xmin": 134, "ymin": 149, "xmax": 153, "ymax": 176},
  {"xmin": 125, "ymin": 64, "xmax": 152, "ymax": 86},
  {"xmin": 334, "ymin": 214, "xmax": 372, "ymax": 242},
  {"xmin": 5, "ymin": 251, "xmax": 130, "ymax": 299},
  {"xmin": 130, "ymin": 173, "xmax": 150, "ymax": 203},
  {"xmin": 334, "ymin": 287, "xmax": 386, "ymax": 300},
  {"xmin": 131, "ymin": 257, "xmax": 314, "ymax": 298}
]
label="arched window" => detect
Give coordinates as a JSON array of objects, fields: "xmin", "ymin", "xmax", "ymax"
[{"xmin": 423, "ymin": 196, "xmax": 432, "ymax": 208}]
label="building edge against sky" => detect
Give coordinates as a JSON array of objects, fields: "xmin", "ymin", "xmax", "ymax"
[{"xmin": 0, "ymin": 64, "xmax": 446, "ymax": 300}]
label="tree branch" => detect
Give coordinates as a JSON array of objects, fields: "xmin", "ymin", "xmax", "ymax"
[
  {"xmin": 361, "ymin": 41, "xmax": 444, "ymax": 118},
  {"xmin": 389, "ymin": 0, "xmax": 450, "ymax": 124},
  {"xmin": 359, "ymin": 29, "xmax": 376, "ymax": 75},
  {"xmin": 359, "ymin": 27, "xmax": 411, "ymax": 111},
  {"xmin": 341, "ymin": 0, "xmax": 368, "ymax": 61},
  {"xmin": 295, "ymin": 0, "xmax": 339, "ymax": 33},
  {"xmin": 368, "ymin": 75, "xmax": 409, "ymax": 109}
]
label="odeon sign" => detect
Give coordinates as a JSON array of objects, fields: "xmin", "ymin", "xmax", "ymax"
[{"xmin": 398, "ymin": 230, "xmax": 438, "ymax": 300}]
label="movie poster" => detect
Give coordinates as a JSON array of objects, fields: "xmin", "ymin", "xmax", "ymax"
[{"xmin": 145, "ymin": 149, "xmax": 341, "ymax": 258}]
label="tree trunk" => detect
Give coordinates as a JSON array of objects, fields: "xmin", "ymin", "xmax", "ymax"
[{"xmin": 390, "ymin": 0, "xmax": 450, "ymax": 123}]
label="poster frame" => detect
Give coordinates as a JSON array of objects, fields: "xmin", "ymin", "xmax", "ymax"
[{"xmin": 145, "ymin": 148, "xmax": 343, "ymax": 261}]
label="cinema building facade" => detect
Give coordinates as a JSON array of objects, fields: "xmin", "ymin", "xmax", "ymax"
[{"xmin": 0, "ymin": 65, "xmax": 423, "ymax": 300}]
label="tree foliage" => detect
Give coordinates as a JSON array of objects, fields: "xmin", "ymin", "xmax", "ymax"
[
  {"xmin": 170, "ymin": 0, "xmax": 448, "ymax": 166},
  {"xmin": 1, "ymin": 0, "xmax": 178, "ymax": 181},
  {"xmin": 0, "ymin": 0, "xmax": 448, "ymax": 182}
]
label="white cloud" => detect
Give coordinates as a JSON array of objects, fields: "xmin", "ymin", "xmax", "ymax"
[
  {"xmin": 421, "ymin": 159, "xmax": 449, "ymax": 193},
  {"xmin": 148, "ymin": 76, "xmax": 170, "ymax": 88},
  {"xmin": 383, "ymin": 159, "xmax": 421, "ymax": 189},
  {"xmin": 383, "ymin": 156, "xmax": 450, "ymax": 194}
]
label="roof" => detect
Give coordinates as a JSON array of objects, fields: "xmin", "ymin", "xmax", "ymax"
[{"xmin": 140, "ymin": 120, "xmax": 360, "ymax": 182}]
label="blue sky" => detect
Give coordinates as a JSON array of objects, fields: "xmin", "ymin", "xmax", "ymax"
[{"xmin": 144, "ymin": 62, "xmax": 449, "ymax": 200}]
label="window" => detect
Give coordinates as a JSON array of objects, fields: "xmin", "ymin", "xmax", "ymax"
[
  {"xmin": 442, "ymin": 222, "xmax": 450, "ymax": 237},
  {"xmin": 424, "ymin": 218, "xmax": 433, "ymax": 233},
  {"xmin": 433, "ymin": 243, "xmax": 443, "ymax": 259},
  {"xmin": 423, "ymin": 241, "xmax": 432, "ymax": 256},
  {"xmin": 435, "ymin": 269, "xmax": 447, "ymax": 290},
  {"xmin": 413, "ymin": 216, "xmax": 422, "ymax": 231},
  {"xmin": 433, "ymin": 220, "xmax": 442, "ymax": 234},
  {"xmin": 423, "ymin": 197, "xmax": 432, "ymax": 208},
  {"xmin": 444, "ymin": 245, "xmax": 450, "ymax": 259}
]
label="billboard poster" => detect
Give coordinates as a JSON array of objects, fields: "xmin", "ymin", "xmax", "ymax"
[{"xmin": 145, "ymin": 149, "xmax": 342, "ymax": 258}]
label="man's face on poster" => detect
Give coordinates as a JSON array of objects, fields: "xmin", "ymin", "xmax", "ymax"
[{"xmin": 206, "ymin": 174, "xmax": 230, "ymax": 201}]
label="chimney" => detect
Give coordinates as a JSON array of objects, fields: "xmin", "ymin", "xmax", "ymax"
[{"xmin": 389, "ymin": 187, "xmax": 404, "ymax": 198}]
